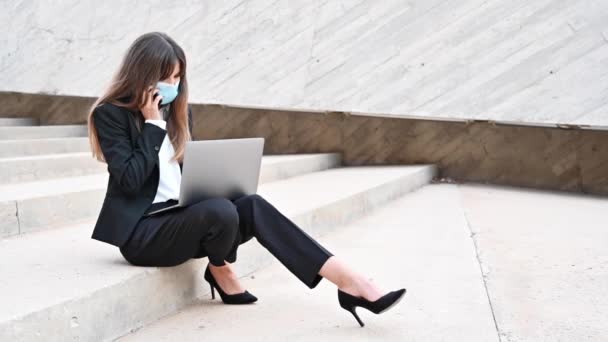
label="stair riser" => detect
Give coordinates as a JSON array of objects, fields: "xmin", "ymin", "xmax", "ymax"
[
  {"xmin": 0, "ymin": 156, "xmax": 106, "ymax": 184},
  {"xmin": 0, "ymin": 166, "xmax": 436, "ymax": 342},
  {"xmin": 0, "ymin": 202, "xmax": 17, "ymax": 238},
  {"xmin": 0, "ymin": 260, "xmax": 205, "ymax": 342},
  {"xmin": 0, "ymin": 118, "xmax": 40, "ymax": 126},
  {"xmin": 0, "ymin": 154, "xmax": 343, "ymax": 238},
  {"xmin": 0, "ymin": 138, "xmax": 90, "ymax": 157},
  {"xmin": 286, "ymin": 165, "xmax": 438, "ymax": 238},
  {"xmin": 260, "ymin": 154, "xmax": 341, "ymax": 183},
  {"xmin": 0, "ymin": 153, "xmax": 342, "ymax": 185},
  {"xmin": 1, "ymin": 190, "xmax": 105, "ymax": 238},
  {"xmin": 0, "ymin": 126, "xmax": 88, "ymax": 140}
]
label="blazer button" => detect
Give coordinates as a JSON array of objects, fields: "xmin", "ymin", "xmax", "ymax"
[{"xmin": 154, "ymin": 146, "xmax": 160, "ymax": 151}]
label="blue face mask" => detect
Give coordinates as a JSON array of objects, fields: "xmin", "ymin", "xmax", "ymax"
[{"xmin": 156, "ymin": 79, "xmax": 180, "ymax": 105}]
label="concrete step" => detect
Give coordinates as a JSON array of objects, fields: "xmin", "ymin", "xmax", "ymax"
[
  {"xmin": 0, "ymin": 124, "xmax": 87, "ymax": 140},
  {"xmin": 0, "ymin": 164, "xmax": 436, "ymax": 342},
  {"xmin": 0, "ymin": 148, "xmax": 343, "ymax": 185},
  {"xmin": 0, "ymin": 153, "xmax": 342, "ymax": 238},
  {"xmin": 0, "ymin": 152, "xmax": 106, "ymax": 184},
  {"xmin": 116, "ymin": 184, "xmax": 497, "ymax": 341},
  {"xmin": 0, "ymin": 117, "xmax": 40, "ymax": 126},
  {"xmin": 0, "ymin": 137, "xmax": 90, "ymax": 157}
]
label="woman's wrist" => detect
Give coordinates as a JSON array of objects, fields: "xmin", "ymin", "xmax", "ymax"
[{"xmin": 145, "ymin": 119, "xmax": 166, "ymax": 130}]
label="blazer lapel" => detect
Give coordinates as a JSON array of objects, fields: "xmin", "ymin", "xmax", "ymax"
[{"xmin": 117, "ymin": 95, "xmax": 187, "ymax": 175}]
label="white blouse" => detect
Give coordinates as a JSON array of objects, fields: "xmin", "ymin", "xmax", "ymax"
[{"xmin": 145, "ymin": 118, "xmax": 182, "ymax": 203}]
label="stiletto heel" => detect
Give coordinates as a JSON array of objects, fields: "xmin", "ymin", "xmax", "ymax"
[
  {"xmin": 337, "ymin": 288, "xmax": 406, "ymax": 327},
  {"xmin": 347, "ymin": 306, "xmax": 365, "ymax": 327},
  {"xmin": 204, "ymin": 264, "xmax": 258, "ymax": 304}
]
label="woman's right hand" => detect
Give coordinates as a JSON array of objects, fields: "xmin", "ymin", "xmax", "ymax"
[{"xmin": 140, "ymin": 86, "xmax": 163, "ymax": 120}]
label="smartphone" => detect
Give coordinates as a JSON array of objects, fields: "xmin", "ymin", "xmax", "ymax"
[{"xmin": 152, "ymin": 91, "xmax": 162, "ymax": 109}]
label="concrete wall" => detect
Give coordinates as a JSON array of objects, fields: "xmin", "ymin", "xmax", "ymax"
[
  {"xmin": 3, "ymin": 0, "xmax": 608, "ymax": 128},
  {"xmin": 190, "ymin": 105, "xmax": 608, "ymax": 196},
  {"xmin": 2, "ymin": 92, "xmax": 606, "ymax": 196}
]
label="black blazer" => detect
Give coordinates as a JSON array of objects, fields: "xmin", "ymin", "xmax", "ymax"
[{"xmin": 90, "ymin": 100, "xmax": 192, "ymax": 247}]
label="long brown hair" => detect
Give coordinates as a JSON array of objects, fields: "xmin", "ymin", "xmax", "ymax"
[{"xmin": 87, "ymin": 32, "xmax": 191, "ymax": 164}]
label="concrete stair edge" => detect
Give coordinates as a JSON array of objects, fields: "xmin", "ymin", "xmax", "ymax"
[
  {"xmin": 0, "ymin": 153, "xmax": 343, "ymax": 238},
  {"xmin": 0, "ymin": 117, "xmax": 40, "ymax": 126},
  {"xmin": 0, "ymin": 125, "xmax": 88, "ymax": 140}
]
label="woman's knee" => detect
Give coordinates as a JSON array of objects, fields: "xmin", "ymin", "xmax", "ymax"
[
  {"xmin": 189, "ymin": 197, "xmax": 239, "ymax": 230},
  {"xmin": 233, "ymin": 193, "xmax": 266, "ymax": 208}
]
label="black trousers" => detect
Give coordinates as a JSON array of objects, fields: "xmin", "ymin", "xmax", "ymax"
[{"xmin": 119, "ymin": 193, "xmax": 334, "ymax": 289}]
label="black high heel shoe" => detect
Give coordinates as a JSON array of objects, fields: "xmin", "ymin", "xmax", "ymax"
[
  {"xmin": 337, "ymin": 288, "xmax": 406, "ymax": 327},
  {"xmin": 204, "ymin": 264, "xmax": 258, "ymax": 304}
]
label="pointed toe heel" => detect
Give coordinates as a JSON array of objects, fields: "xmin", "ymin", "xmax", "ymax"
[
  {"xmin": 337, "ymin": 288, "xmax": 406, "ymax": 327},
  {"xmin": 204, "ymin": 264, "xmax": 258, "ymax": 305}
]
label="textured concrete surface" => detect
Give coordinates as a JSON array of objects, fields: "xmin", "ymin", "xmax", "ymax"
[
  {"xmin": 118, "ymin": 184, "xmax": 608, "ymax": 341},
  {"xmin": 460, "ymin": 184, "xmax": 608, "ymax": 341},
  {"xmin": 118, "ymin": 184, "xmax": 499, "ymax": 342},
  {"xmin": 2, "ymin": 1, "xmax": 608, "ymax": 128},
  {"xmin": 185, "ymin": 106, "xmax": 608, "ymax": 195},
  {"xmin": 0, "ymin": 165, "xmax": 435, "ymax": 342}
]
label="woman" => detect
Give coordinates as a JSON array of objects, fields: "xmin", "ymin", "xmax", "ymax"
[{"xmin": 86, "ymin": 32, "xmax": 405, "ymax": 327}]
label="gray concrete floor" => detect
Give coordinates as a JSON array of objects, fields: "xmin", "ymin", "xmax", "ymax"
[{"xmin": 118, "ymin": 183, "xmax": 608, "ymax": 341}]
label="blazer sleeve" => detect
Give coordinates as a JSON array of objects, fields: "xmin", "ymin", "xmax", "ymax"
[{"xmin": 93, "ymin": 104, "xmax": 167, "ymax": 196}]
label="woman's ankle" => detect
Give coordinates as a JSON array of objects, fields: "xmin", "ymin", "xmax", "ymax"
[
  {"xmin": 339, "ymin": 275, "xmax": 384, "ymax": 302},
  {"xmin": 338, "ymin": 273, "xmax": 364, "ymax": 294},
  {"xmin": 209, "ymin": 260, "xmax": 232, "ymax": 271},
  {"xmin": 208, "ymin": 262, "xmax": 245, "ymax": 292}
]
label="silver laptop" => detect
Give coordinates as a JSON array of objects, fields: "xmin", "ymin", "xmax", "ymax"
[{"xmin": 145, "ymin": 137, "xmax": 265, "ymax": 215}]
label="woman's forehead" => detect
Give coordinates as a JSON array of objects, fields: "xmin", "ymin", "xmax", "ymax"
[
  {"xmin": 162, "ymin": 62, "xmax": 180, "ymax": 78},
  {"xmin": 171, "ymin": 62, "xmax": 180, "ymax": 75}
]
